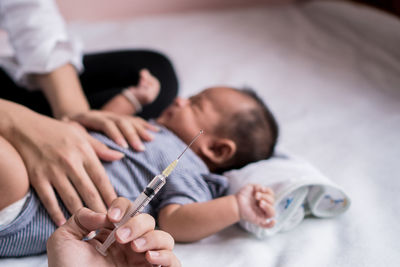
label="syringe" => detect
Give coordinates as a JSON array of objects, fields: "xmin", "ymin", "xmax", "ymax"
[{"xmin": 96, "ymin": 130, "xmax": 203, "ymax": 256}]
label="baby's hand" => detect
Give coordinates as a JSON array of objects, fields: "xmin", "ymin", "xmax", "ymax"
[{"xmin": 235, "ymin": 184, "xmax": 275, "ymax": 228}]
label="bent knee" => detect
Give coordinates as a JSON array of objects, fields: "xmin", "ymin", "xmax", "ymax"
[{"xmin": 0, "ymin": 136, "xmax": 29, "ymax": 210}]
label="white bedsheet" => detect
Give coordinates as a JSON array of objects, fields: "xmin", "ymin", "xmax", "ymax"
[{"xmin": 1, "ymin": 0, "xmax": 399, "ymax": 266}]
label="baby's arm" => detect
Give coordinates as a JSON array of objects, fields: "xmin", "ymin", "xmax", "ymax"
[
  {"xmin": 158, "ymin": 195, "xmax": 239, "ymax": 242},
  {"xmin": 158, "ymin": 184, "xmax": 275, "ymax": 242}
]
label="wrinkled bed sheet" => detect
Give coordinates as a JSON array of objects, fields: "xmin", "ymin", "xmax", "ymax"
[{"xmin": 1, "ymin": 1, "xmax": 399, "ymax": 266}]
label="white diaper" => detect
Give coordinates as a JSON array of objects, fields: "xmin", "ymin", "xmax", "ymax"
[{"xmin": 0, "ymin": 192, "xmax": 30, "ymax": 226}]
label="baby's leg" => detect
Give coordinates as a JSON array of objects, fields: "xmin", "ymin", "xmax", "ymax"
[
  {"xmin": 102, "ymin": 69, "xmax": 160, "ymax": 115},
  {"xmin": 0, "ymin": 136, "xmax": 29, "ymax": 210}
]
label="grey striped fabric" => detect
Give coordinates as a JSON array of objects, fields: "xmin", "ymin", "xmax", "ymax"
[{"xmin": 0, "ymin": 122, "xmax": 228, "ymax": 257}]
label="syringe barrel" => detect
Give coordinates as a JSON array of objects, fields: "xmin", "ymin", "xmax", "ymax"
[
  {"xmin": 96, "ymin": 174, "xmax": 166, "ymax": 255},
  {"xmin": 143, "ymin": 174, "xmax": 167, "ymax": 197},
  {"xmin": 115, "ymin": 174, "xmax": 166, "ymax": 228}
]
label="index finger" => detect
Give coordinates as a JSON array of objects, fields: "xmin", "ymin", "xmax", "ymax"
[
  {"xmin": 84, "ymin": 149, "xmax": 117, "ymax": 208},
  {"xmin": 107, "ymin": 197, "xmax": 131, "ymax": 223}
]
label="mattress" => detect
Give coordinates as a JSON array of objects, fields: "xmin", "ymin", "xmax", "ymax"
[{"xmin": 1, "ymin": 0, "xmax": 399, "ymax": 266}]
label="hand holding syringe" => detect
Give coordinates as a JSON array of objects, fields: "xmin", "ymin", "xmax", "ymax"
[{"xmin": 96, "ymin": 130, "xmax": 203, "ymax": 256}]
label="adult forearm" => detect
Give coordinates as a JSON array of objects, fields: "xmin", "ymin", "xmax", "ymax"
[
  {"xmin": 34, "ymin": 64, "xmax": 90, "ymax": 119},
  {"xmin": 159, "ymin": 195, "xmax": 240, "ymax": 242}
]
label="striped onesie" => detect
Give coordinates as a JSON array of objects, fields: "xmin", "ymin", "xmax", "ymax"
[{"xmin": 0, "ymin": 122, "xmax": 228, "ymax": 257}]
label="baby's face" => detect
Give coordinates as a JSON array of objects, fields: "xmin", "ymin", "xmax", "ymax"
[{"xmin": 156, "ymin": 87, "xmax": 255, "ymax": 152}]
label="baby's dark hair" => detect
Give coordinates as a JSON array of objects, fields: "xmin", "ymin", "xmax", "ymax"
[{"xmin": 215, "ymin": 87, "xmax": 279, "ymax": 173}]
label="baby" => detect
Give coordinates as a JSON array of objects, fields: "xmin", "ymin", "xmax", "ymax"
[{"xmin": 0, "ymin": 85, "xmax": 279, "ymax": 256}]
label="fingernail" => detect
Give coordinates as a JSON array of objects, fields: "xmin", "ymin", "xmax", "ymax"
[
  {"xmin": 150, "ymin": 125, "xmax": 160, "ymax": 132},
  {"xmin": 117, "ymin": 227, "xmax": 131, "ymax": 241},
  {"xmin": 133, "ymin": 237, "xmax": 146, "ymax": 248},
  {"xmin": 136, "ymin": 143, "xmax": 145, "ymax": 151},
  {"xmin": 109, "ymin": 207, "xmax": 121, "ymax": 220},
  {"xmin": 61, "ymin": 116, "xmax": 69, "ymax": 122},
  {"xmin": 57, "ymin": 218, "xmax": 67, "ymax": 226},
  {"xmin": 114, "ymin": 151, "xmax": 125, "ymax": 158},
  {"xmin": 265, "ymin": 218, "xmax": 275, "ymax": 225},
  {"xmin": 86, "ymin": 231, "xmax": 97, "ymax": 239},
  {"xmin": 118, "ymin": 139, "xmax": 129, "ymax": 148},
  {"xmin": 148, "ymin": 251, "xmax": 160, "ymax": 258}
]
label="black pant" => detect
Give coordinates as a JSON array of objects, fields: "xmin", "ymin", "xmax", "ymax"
[{"xmin": 0, "ymin": 50, "xmax": 179, "ymax": 120}]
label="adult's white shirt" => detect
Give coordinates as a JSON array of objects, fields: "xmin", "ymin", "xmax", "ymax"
[{"xmin": 0, "ymin": 0, "xmax": 83, "ymax": 90}]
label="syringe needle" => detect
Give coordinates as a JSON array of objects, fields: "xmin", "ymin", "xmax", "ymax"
[
  {"xmin": 162, "ymin": 130, "xmax": 203, "ymax": 177},
  {"xmin": 177, "ymin": 130, "xmax": 203, "ymax": 160}
]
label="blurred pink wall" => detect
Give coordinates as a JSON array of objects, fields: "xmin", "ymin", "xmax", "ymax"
[{"xmin": 56, "ymin": 0, "xmax": 293, "ymax": 21}]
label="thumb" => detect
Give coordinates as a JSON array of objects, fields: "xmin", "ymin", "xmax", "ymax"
[
  {"xmin": 63, "ymin": 208, "xmax": 109, "ymax": 240},
  {"xmin": 88, "ymin": 135, "xmax": 124, "ymax": 161}
]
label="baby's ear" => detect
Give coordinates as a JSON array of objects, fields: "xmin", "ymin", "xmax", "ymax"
[{"xmin": 200, "ymin": 137, "xmax": 236, "ymax": 166}]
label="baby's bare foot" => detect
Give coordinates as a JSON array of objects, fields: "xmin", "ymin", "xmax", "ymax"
[
  {"xmin": 101, "ymin": 69, "xmax": 160, "ymax": 115},
  {"xmin": 131, "ymin": 69, "xmax": 160, "ymax": 105}
]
